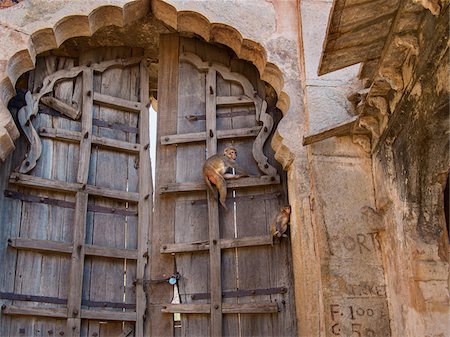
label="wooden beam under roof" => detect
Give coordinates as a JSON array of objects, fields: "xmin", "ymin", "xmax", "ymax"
[{"xmin": 318, "ymin": 0, "xmax": 401, "ymax": 75}]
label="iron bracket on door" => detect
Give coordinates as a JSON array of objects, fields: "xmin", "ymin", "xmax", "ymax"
[{"xmin": 134, "ymin": 272, "xmax": 181, "ymax": 290}]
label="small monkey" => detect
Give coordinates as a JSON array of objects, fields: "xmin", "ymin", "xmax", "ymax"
[
  {"xmin": 271, "ymin": 205, "xmax": 291, "ymax": 238},
  {"xmin": 203, "ymin": 147, "xmax": 249, "ymax": 210}
]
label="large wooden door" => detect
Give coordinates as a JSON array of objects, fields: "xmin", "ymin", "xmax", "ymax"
[
  {"xmin": 151, "ymin": 34, "xmax": 297, "ymax": 337},
  {"xmin": 0, "ymin": 48, "xmax": 151, "ymax": 337}
]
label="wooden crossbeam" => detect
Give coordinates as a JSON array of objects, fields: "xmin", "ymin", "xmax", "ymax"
[
  {"xmin": 0, "ymin": 292, "xmax": 136, "ymax": 309},
  {"xmin": 1, "ymin": 305, "xmax": 137, "ymax": 321},
  {"xmin": 161, "ymin": 126, "xmax": 261, "ymax": 145},
  {"xmin": 40, "ymin": 96, "xmax": 81, "ymax": 120},
  {"xmin": 160, "ymin": 235, "xmax": 273, "ymax": 254},
  {"xmin": 84, "ymin": 245, "xmax": 138, "ymax": 260},
  {"xmin": 40, "ymin": 127, "xmax": 140, "ymax": 153},
  {"xmin": 9, "ymin": 173, "xmax": 140, "ymax": 202},
  {"xmin": 80, "ymin": 309, "xmax": 136, "ymax": 322},
  {"xmin": 93, "ymin": 92, "xmax": 142, "ymax": 113},
  {"xmin": 161, "ymin": 302, "xmax": 278, "ymax": 314},
  {"xmin": 302, "ymin": 116, "xmax": 358, "ymax": 146},
  {"xmin": 8, "ymin": 237, "xmax": 73, "ymax": 254},
  {"xmin": 1, "ymin": 305, "xmax": 67, "ymax": 318},
  {"xmin": 159, "ymin": 175, "xmax": 280, "ymax": 194},
  {"xmin": 216, "ymin": 95, "xmax": 254, "ymax": 107},
  {"xmin": 8, "ymin": 237, "xmax": 138, "ymax": 260}
]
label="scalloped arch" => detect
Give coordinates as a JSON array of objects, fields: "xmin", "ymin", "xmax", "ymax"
[{"xmin": 0, "ymin": 0, "xmax": 290, "ymax": 160}]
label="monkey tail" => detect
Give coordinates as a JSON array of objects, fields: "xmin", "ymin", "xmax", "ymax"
[
  {"xmin": 217, "ymin": 176, "xmax": 228, "ymax": 210},
  {"xmin": 204, "ymin": 176, "xmax": 218, "ymax": 200}
]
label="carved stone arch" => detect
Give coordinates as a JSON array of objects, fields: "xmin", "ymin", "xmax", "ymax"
[{"xmin": 0, "ymin": 0, "xmax": 291, "ymax": 162}]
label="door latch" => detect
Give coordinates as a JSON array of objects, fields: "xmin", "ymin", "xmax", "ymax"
[{"xmin": 134, "ymin": 272, "xmax": 181, "ymax": 286}]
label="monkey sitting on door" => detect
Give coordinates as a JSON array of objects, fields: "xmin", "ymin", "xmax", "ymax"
[
  {"xmin": 202, "ymin": 146, "xmax": 250, "ymax": 210},
  {"xmin": 271, "ymin": 205, "xmax": 291, "ymax": 238}
]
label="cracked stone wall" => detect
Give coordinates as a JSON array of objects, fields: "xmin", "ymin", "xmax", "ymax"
[{"xmin": 299, "ymin": 1, "xmax": 391, "ymax": 336}]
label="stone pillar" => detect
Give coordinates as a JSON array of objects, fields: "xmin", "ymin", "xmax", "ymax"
[{"xmin": 298, "ymin": 1, "xmax": 391, "ymax": 336}]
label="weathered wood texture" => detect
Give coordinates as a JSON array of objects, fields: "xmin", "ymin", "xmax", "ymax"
[
  {"xmin": 0, "ymin": 48, "xmax": 150, "ymax": 337},
  {"xmin": 319, "ymin": 0, "xmax": 401, "ymax": 75},
  {"xmin": 149, "ymin": 33, "xmax": 179, "ymax": 337},
  {"xmin": 154, "ymin": 36, "xmax": 296, "ymax": 337}
]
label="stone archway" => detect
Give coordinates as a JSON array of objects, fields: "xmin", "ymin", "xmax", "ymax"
[{"xmin": 0, "ymin": 0, "xmax": 290, "ymax": 161}]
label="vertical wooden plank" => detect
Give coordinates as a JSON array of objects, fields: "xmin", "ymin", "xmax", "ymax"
[
  {"xmin": 136, "ymin": 59, "xmax": 151, "ymax": 337},
  {"xmin": 265, "ymin": 186, "xmax": 297, "ymax": 337},
  {"xmin": 176, "ymin": 37, "xmax": 209, "ymax": 337},
  {"xmin": 229, "ymin": 62, "xmax": 272, "ymax": 336},
  {"xmin": 67, "ymin": 192, "xmax": 88, "ymax": 336},
  {"xmin": 149, "ymin": 33, "xmax": 179, "ymax": 337},
  {"xmin": 205, "ymin": 67, "xmax": 222, "ymax": 337},
  {"xmin": 0, "ymin": 157, "xmax": 20, "ymax": 337},
  {"xmin": 206, "ymin": 68, "xmax": 217, "ymax": 157},
  {"xmin": 67, "ymin": 68, "xmax": 93, "ymax": 336},
  {"xmin": 88, "ymin": 48, "xmax": 133, "ymax": 337},
  {"xmin": 215, "ymin": 63, "xmax": 238, "ymax": 337},
  {"xmin": 77, "ymin": 69, "xmax": 94, "ymax": 184}
]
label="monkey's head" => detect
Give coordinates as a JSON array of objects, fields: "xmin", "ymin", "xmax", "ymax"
[
  {"xmin": 224, "ymin": 146, "xmax": 237, "ymax": 160},
  {"xmin": 282, "ymin": 205, "xmax": 291, "ymax": 214}
]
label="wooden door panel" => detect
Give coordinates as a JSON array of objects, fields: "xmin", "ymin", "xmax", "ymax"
[
  {"xmin": 0, "ymin": 49, "xmax": 151, "ymax": 337},
  {"xmin": 154, "ymin": 34, "xmax": 296, "ymax": 337}
]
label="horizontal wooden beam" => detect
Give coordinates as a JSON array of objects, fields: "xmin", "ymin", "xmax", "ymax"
[
  {"xmin": 8, "ymin": 237, "xmax": 73, "ymax": 254},
  {"xmin": 84, "ymin": 245, "xmax": 138, "ymax": 260},
  {"xmin": 216, "ymin": 95, "xmax": 254, "ymax": 107},
  {"xmin": 92, "ymin": 135, "xmax": 140, "ymax": 154},
  {"xmin": 10, "ymin": 173, "xmax": 140, "ymax": 203},
  {"xmin": 159, "ymin": 175, "xmax": 280, "ymax": 194},
  {"xmin": 10, "ymin": 172, "xmax": 79, "ymax": 194},
  {"xmin": 41, "ymin": 96, "xmax": 81, "ymax": 120},
  {"xmin": 81, "ymin": 309, "xmax": 136, "ymax": 322},
  {"xmin": 220, "ymin": 235, "xmax": 273, "ymax": 250},
  {"xmin": 1, "ymin": 305, "xmax": 137, "ymax": 321},
  {"xmin": 84, "ymin": 184, "xmax": 139, "ymax": 203},
  {"xmin": 161, "ymin": 240, "xmax": 209, "ymax": 253},
  {"xmin": 1, "ymin": 305, "xmax": 67, "ymax": 318},
  {"xmin": 40, "ymin": 127, "xmax": 140, "ymax": 154},
  {"xmin": 302, "ymin": 116, "xmax": 359, "ymax": 146},
  {"xmin": 0, "ymin": 292, "xmax": 135, "ymax": 309},
  {"xmin": 161, "ymin": 302, "xmax": 278, "ymax": 314},
  {"xmin": 161, "ymin": 126, "xmax": 262, "ymax": 145},
  {"xmin": 160, "ymin": 235, "xmax": 273, "ymax": 254},
  {"xmin": 93, "ymin": 92, "xmax": 142, "ymax": 113},
  {"xmin": 190, "ymin": 287, "xmax": 288, "ymax": 301},
  {"xmin": 8, "ymin": 237, "xmax": 138, "ymax": 260},
  {"xmin": 223, "ymin": 302, "xmax": 279, "ymax": 314}
]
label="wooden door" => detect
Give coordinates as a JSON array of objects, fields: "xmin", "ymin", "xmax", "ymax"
[
  {"xmin": 0, "ymin": 48, "xmax": 151, "ymax": 337},
  {"xmin": 151, "ymin": 34, "xmax": 297, "ymax": 337}
]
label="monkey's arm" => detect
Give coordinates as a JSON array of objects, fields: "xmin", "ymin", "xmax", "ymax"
[{"xmin": 223, "ymin": 159, "xmax": 252, "ymax": 179}]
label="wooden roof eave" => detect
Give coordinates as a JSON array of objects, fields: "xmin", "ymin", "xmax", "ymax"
[{"xmin": 318, "ymin": 0, "xmax": 400, "ymax": 76}]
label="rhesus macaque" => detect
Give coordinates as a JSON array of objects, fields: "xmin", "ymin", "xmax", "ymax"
[
  {"xmin": 271, "ymin": 205, "xmax": 291, "ymax": 238},
  {"xmin": 203, "ymin": 146, "xmax": 249, "ymax": 210}
]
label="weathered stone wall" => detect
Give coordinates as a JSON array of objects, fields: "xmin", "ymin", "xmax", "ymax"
[
  {"xmin": 373, "ymin": 43, "xmax": 449, "ymax": 337},
  {"xmin": 299, "ymin": 1, "xmax": 392, "ymax": 336}
]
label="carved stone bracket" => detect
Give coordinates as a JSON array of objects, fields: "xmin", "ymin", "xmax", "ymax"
[{"xmin": 18, "ymin": 57, "xmax": 143, "ymax": 173}]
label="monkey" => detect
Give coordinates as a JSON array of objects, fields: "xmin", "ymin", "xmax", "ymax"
[
  {"xmin": 202, "ymin": 146, "xmax": 249, "ymax": 210},
  {"xmin": 271, "ymin": 205, "xmax": 291, "ymax": 238}
]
